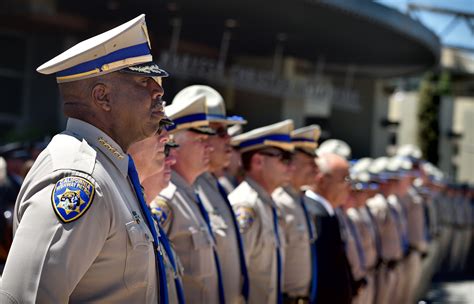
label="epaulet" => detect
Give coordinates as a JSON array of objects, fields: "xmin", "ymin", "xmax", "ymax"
[
  {"xmin": 150, "ymin": 195, "xmax": 172, "ymax": 227},
  {"xmin": 48, "ymin": 133, "xmax": 97, "ymax": 175},
  {"xmin": 229, "ymin": 181, "xmax": 258, "ymax": 206},
  {"xmin": 346, "ymin": 208, "xmax": 360, "ymax": 220},
  {"xmin": 160, "ymin": 183, "xmax": 177, "ymax": 201}
]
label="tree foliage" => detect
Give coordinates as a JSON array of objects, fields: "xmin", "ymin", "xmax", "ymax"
[{"xmin": 417, "ymin": 71, "xmax": 452, "ymax": 164}]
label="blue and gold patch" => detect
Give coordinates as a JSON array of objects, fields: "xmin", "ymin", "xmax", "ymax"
[
  {"xmin": 235, "ymin": 207, "xmax": 256, "ymax": 232},
  {"xmin": 51, "ymin": 176, "xmax": 95, "ymax": 223},
  {"xmin": 150, "ymin": 197, "xmax": 172, "ymax": 227}
]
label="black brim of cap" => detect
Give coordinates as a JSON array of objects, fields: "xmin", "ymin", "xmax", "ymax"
[
  {"xmin": 120, "ymin": 61, "xmax": 169, "ymax": 77},
  {"xmin": 189, "ymin": 127, "xmax": 216, "ymax": 135}
]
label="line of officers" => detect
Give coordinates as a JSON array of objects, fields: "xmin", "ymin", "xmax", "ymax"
[
  {"xmin": 124, "ymin": 85, "xmax": 474, "ymax": 304},
  {"xmin": 1, "ymin": 14, "xmax": 474, "ymax": 304}
]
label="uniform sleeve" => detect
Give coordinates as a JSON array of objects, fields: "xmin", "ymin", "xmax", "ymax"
[{"xmin": 0, "ymin": 175, "xmax": 110, "ymax": 303}]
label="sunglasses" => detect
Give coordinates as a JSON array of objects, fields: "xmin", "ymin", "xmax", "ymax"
[
  {"xmin": 212, "ymin": 126, "xmax": 229, "ymax": 138},
  {"xmin": 164, "ymin": 142, "xmax": 179, "ymax": 157},
  {"xmin": 158, "ymin": 117, "xmax": 174, "ymax": 135},
  {"xmin": 259, "ymin": 150, "xmax": 293, "ymax": 165}
]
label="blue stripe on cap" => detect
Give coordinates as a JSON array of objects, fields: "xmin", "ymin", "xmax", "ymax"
[
  {"xmin": 239, "ymin": 134, "xmax": 291, "ymax": 149},
  {"xmin": 56, "ymin": 42, "xmax": 151, "ymax": 77},
  {"xmin": 165, "ymin": 113, "xmax": 207, "ymax": 131},
  {"xmin": 207, "ymin": 114, "xmax": 246, "ymax": 122},
  {"xmin": 354, "ymin": 182, "xmax": 380, "ymax": 190},
  {"xmin": 206, "ymin": 114, "xmax": 226, "ymax": 120},
  {"xmin": 227, "ymin": 115, "xmax": 245, "ymax": 122}
]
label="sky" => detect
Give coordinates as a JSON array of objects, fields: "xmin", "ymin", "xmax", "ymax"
[{"xmin": 376, "ymin": 0, "xmax": 474, "ymax": 52}]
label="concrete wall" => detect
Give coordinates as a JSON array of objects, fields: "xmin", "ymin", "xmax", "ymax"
[
  {"xmin": 370, "ymin": 80, "xmax": 391, "ymax": 157},
  {"xmin": 453, "ymin": 97, "xmax": 474, "ymax": 183},
  {"xmin": 389, "ymin": 91, "xmax": 419, "ymax": 146}
]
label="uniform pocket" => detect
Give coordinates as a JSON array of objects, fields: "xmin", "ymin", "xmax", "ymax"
[
  {"xmin": 124, "ymin": 221, "xmax": 154, "ymax": 290},
  {"xmin": 187, "ymin": 227, "xmax": 214, "ymax": 278}
]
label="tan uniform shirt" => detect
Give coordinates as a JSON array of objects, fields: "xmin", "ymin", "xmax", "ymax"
[
  {"xmin": 158, "ymin": 171, "xmax": 219, "ymax": 304},
  {"xmin": 218, "ymin": 173, "xmax": 238, "ymax": 195},
  {"xmin": 195, "ymin": 172, "xmax": 244, "ymax": 304},
  {"xmin": 272, "ymin": 186, "xmax": 315, "ymax": 298},
  {"xmin": 388, "ymin": 195, "xmax": 409, "ymax": 254},
  {"xmin": 336, "ymin": 209, "xmax": 366, "ymax": 280},
  {"xmin": 350, "ymin": 207, "xmax": 379, "ymax": 270},
  {"xmin": 0, "ymin": 118, "xmax": 158, "ymax": 303},
  {"xmin": 367, "ymin": 194, "xmax": 403, "ymax": 261},
  {"xmin": 402, "ymin": 191, "xmax": 427, "ymax": 253},
  {"xmin": 149, "ymin": 200, "xmax": 184, "ymax": 304},
  {"xmin": 229, "ymin": 177, "xmax": 283, "ymax": 304}
]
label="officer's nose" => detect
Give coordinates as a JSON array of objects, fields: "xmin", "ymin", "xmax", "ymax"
[{"xmin": 149, "ymin": 78, "xmax": 164, "ymax": 99}]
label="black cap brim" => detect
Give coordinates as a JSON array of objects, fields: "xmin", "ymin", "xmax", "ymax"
[{"xmin": 189, "ymin": 126, "xmax": 216, "ymax": 135}]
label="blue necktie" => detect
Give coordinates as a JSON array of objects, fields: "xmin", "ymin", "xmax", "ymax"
[
  {"xmin": 127, "ymin": 156, "xmax": 168, "ymax": 304},
  {"xmin": 388, "ymin": 204, "xmax": 409, "ymax": 254},
  {"xmin": 300, "ymin": 196, "xmax": 318, "ymax": 303},
  {"xmin": 364, "ymin": 206, "xmax": 383, "ymax": 260},
  {"xmin": 271, "ymin": 206, "xmax": 283, "ymax": 304},
  {"xmin": 152, "ymin": 214, "xmax": 186, "ymax": 304},
  {"xmin": 194, "ymin": 192, "xmax": 226, "ymax": 304},
  {"xmin": 346, "ymin": 214, "xmax": 367, "ymax": 272},
  {"xmin": 216, "ymin": 180, "xmax": 250, "ymax": 302}
]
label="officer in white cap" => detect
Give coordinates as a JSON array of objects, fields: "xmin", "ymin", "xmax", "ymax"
[
  {"xmin": 271, "ymin": 125, "xmax": 320, "ymax": 303},
  {"xmin": 347, "ymin": 158, "xmax": 380, "ymax": 304},
  {"xmin": 219, "ymin": 124, "xmax": 244, "ymax": 195},
  {"xmin": 172, "ymin": 85, "xmax": 249, "ymax": 304},
  {"xmin": 128, "ymin": 118, "xmax": 185, "ymax": 304},
  {"xmin": 317, "ymin": 139, "xmax": 352, "ymax": 160},
  {"xmin": 153, "ymin": 95, "xmax": 227, "ymax": 304},
  {"xmin": 366, "ymin": 157, "xmax": 404, "ymax": 304},
  {"xmin": 0, "ymin": 15, "xmax": 171, "ymax": 303},
  {"xmin": 229, "ymin": 120, "xmax": 295, "ymax": 304}
]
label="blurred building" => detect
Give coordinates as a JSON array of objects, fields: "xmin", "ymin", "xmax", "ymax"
[
  {"xmin": 0, "ymin": 0, "xmax": 439, "ymax": 158},
  {"xmin": 389, "ymin": 47, "xmax": 474, "ymax": 183}
]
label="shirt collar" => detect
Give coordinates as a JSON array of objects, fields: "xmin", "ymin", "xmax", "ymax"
[
  {"xmin": 305, "ymin": 189, "xmax": 335, "ymax": 216},
  {"xmin": 66, "ymin": 118, "xmax": 129, "ymax": 177},
  {"xmin": 171, "ymin": 170, "xmax": 197, "ymax": 199},
  {"xmin": 245, "ymin": 176, "xmax": 276, "ymax": 207}
]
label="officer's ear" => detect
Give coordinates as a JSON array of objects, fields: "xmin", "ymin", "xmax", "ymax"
[
  {"xmin": 91, "ymin": 82, "xmax": 111, "ymax": 111},
  {"xmin": 252, "ymin": 153, "xmax": 265, "ymax": 170}
]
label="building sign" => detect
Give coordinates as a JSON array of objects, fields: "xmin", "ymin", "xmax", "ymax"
[{"xmin": 159, "ymin": 51, "xmax": 361, "ymax": 113}]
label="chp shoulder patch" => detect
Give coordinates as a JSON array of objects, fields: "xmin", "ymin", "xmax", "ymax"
[
  {"xmin": 51, "ymin": 176, "xmax": 95, "ymax": 223},
  {"xmin": 235, "ymin": 207, "xmax": 256, "ymax": 232},
  {"xmin": 150, "ymin": 197, "xmax": 172, "ymax": 227}
]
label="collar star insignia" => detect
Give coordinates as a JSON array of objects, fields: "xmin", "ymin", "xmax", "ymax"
[{"xmin": 57, "ymin": 188, "xmax": 85, "ymax": 215}]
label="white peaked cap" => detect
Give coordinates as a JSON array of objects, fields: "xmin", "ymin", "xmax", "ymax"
[
  {"xmin": 37, "ymin": 14, "xmax": 154, "ymax": 83},
  {"xmin": 317, "ymin": 139, "xmax": 352, "ymax": 160},
  {"xmin": 172, "ymin": 85, "xmax": 247, "ymax": 125},
  {"xmin": 231, "ymin": 119, "xmax": 295, "ymax": 153}
]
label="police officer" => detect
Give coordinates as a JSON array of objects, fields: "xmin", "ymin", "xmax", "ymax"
[
  {"xmin": 173, "ymin": 85, "xmax": 249, "ymax": 304},
  {"xmin": 155, "ymin": 95, "xmax": 226, "ymax": 304},
  {"xmin": 348, "ymin": 158, "xmax": 381, "ymax": 304},
  {"xmin": 272, "ymin": 125, "xmax": 320, "ymax": 304},
  {"xmin": 0, "ymin": 15, "xmax": 170, "ymax": 303},
  {"xmin": 128, "ymin": 118, "xmax": 185, "ymax": 304},
  {"xmin": 366, "ymin": 157, "xmax": 404, "ymax": 304},
  {"xmin": 229, "ymin": 120, "xmax": 295, "ymax": 304}
]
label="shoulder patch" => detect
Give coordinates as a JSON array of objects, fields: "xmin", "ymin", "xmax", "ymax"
[
  {"xmin": 51, "ymin": 176, "xmax": 95, "ymax": 223},
  {"xmin": 150, "ymin": 197, "xmax": 172, "ymax": 227},
  {"xmin": 235, "ymin": 207, "xmax": 256, "ymax": 232}
]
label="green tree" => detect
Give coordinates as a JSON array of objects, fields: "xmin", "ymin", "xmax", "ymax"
[{"xmin": 417, "ymin": 71, "xmax": 452, "ymax": 164}]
